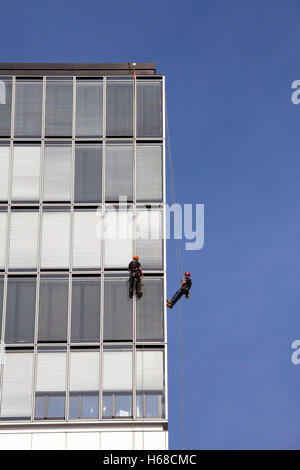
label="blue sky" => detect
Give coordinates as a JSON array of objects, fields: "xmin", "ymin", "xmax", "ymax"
[{"xmin": 2, "ymin": 0, "xmax": 300, "ymax": 450}]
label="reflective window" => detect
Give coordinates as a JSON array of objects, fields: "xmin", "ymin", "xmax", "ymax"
[
  {"xmin": 71, "ymin": 277, "xmax": 100, "ymax": 343},
  {"xmin": 104, "ymin": 209, "xmax": 133, "ymax": 269},
  {"xmin": 75, "ymin": 144, "xmax": 102, "ymax": 203},
  {"xmin": 136, "ymin": 144, "xmax": 163, "ymax": 202},
  {"xmin": 73, "ymin": 210, "xmax": 101, "ymax": 270},
  {"xmin": 5, "ymin": 277, "xmax": 36, "ymax": 343},
  {"xmin": 38, "ymin": 276, "xmax": 68, "ymax": 342},
  {"xmin": 35, "ymin": 393, "xmax": 65, "ymax": 420},
  {"xmin": 12, "ymin": 145, "xmax": 40, "ymax": 202},
  {"xmin": 0, "ymin": 350, "xmax": 33, "ymax": 420},
  {"xmin": 76, "ymin": 79, "xmax": 103, "ymax": 137},
  {"xmin": 106, "ymin": 80, "xmax": 133, "ymax": 136},
  {"xmin": 0, "ymin": 78, "xmax": 12, "ymax": 136},
  {"xmin": 43, "ymin": 144, "xmax": 72, "ymax": 202},
  {"xmin": 137, "ymin": 80, "xmax": 162, "ymax": 137},
  {"xmin": 45, "ymin": 78, "xmax": 73, "ymax": 136},
  {"xmin": 9, "ymin": 210, "xmax": 39, "ymax": 270},
  {"xmin": 105, "ymin": 144, "xmax": 133, "ymax": 202},
  {"xmin": 41, "ymin": 209, "xmax": 70, "ymax": 269},
  {"xmin": 0, "ymin": 144, "xmax": 9, "ymax": 201},
  {"xmin": 136, "ymin": 278, "xmax": 164, "ymax": 342},
  {"xmin": 104, "ymin": 277, "xmax": 132, "ymax": 341},
  {"xmin": 14, "ymin": 79, "xmax": 43, "ymax": 137},
  {"xmin": 136, "ymin": 209, "xmax": 163, "ymax": 269},
  {"xmin": 136, "ymin": 349, "xmax": 164, "ymax": 418},
  {"xmin": 0, "ymin": 209, "xmax": 7, "ymax": 269},
  {"xmin": 69, "ymin": 393, "xmax": 99, "ymax": 419}
]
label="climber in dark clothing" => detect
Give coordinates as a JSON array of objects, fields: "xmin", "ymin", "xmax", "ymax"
[
  {"xmin": 167, "ymin": 272, "xmax": 192, "ymax": 309},
  {"xmin": 128, "ymin": 255, "xmax": 143, "ymax": 298}
]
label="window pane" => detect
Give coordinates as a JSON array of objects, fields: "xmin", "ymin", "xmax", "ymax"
[
  {"xmin": 76, "ymin": 80, "xmax": 103, "ymax": 137},
  {"xmin": 48, "ymin": 395, "xmax": 65, "ymax": 419},
  {"xmin": 5, "ymin": 277, "xmax": 36, "ymax": 343},
  {"xmin": 36, "ymin": 348, "xmax": 67, "ymax": 392},
  {"xmin": 71, "ymin": 278, "xmax": 100, "ymax": 342},
  {"xmin": 136, "ymin": 145, "xmax": 162, "ymax": 202},
  {"xmin": 12, "ymin": 146, "xmax": 40, "ymax": 202},
  {"xmin": 136, "ymin": 350, "xmax": 164, "ymax": 417},
  {"xmin": 106, "ymin": 80, "xmax": 133, "ymax": 136},
  {"xmin": 75, "ymin": 144, "xmax": 102, "ymax": 203},
  {"xmin": 104, "ymin": 210, "xmax": 133, "ymax": 269},
  {"xmin": 45, "ymin": 78, "xmax": 73, "ymax": 136},
  {"xmin": 102, "ymin": 394, "xmax": 113, "ymax": 418},
  {"xmin": 105, "ymin": 145, "xmax": 133, "ymax": 202},
  {"xmin": 9, "ymin": 211, "xmax": 39, "ymax": 270},
  {"xmin": 14, "ymin": 79, "xmax": 43, "ymax": 137},
  {"xmin": 0, "ymin": 145, "xmax": 9, "ymax": 201},
  {"xmin": 82, "ymin": 394, "xmax": 98, "ymax": 418},
  {"xmin": 41, "ymin": 211, "xmax": 70, "ymax": 269},
  {"xmin": 0, "ymin": 78, "xmax": 12, "ymax": 136},
  {"xmin": 115, "ymin": 394, "xmax": 131, "ymax": 417},
  {"xmin": 0, "ymin": 277, "xmax": 4, "ymax": 340},
  {"xmin": 0, "ymin": 350, "xmax": 33, "ymax": 419},
  {"xmin": 145, "ymin": 394, "xmax": 161, "ymax": 417},
  {"xmin": 43, "ymin": 144, "xmax": 72, "ymax": 201},
  {"xmin": 137, "ymin": 80, "xmax": 162, "ymax": 137},
  {"xmin": 35, "ymin": 395, "xmax": 45, "ymax": 419},
  {"xmin": 102, "ymin": 348, "xmax": 132, "ymax": 392},
  {"xmin": 104, "ymin": 278, "xmax": 132, "ymax": 341},
  {"xmin": 38, "ymin": 277, "xmax": 68, "ymax": 342},
  {"xmin": 73, "ymin": 211, "xmax": 101, "ymax": 269},
  {"xmin": 136, "ymin": 278, "xmax": 164, "ymax": 342},
  {"xmin": 69, "ymin": 395, "xmax": 79, "ymax": 419},
  {"xmin": 0, "ymin": 211, "xmax": 7, "ymax": 269},
  {"xmin": 136, "ymin": 393, "xmax": 143, "ymax": 418},
  {"xmin": 136, "ymin": 210, "xmax": 163, "ymax": 269}
]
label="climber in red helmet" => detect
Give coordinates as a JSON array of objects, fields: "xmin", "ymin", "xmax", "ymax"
[
  {"xmin": 167, "ymin": 272, "xmax": 192, "ymax": 309},
  {"xmin": 128, "ymin": 255, "xmax": 143, "ymax": 299}
]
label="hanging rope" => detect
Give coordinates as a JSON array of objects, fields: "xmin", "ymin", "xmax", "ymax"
[{"xmin": 166, "ymin": 95, "xmax": 185, "ymax": 451}]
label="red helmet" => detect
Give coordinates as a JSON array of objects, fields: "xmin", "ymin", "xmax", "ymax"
[
  {"xmin": 133, "ymin": 255, "xmax": 139, "ymax": 260},
  {"xmin": 185, "ymin": 272, "xmax": 191, "ymax": 277}
]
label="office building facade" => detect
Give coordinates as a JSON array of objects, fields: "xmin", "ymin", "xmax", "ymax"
[{"xmin": 0, "ymin": 63, "xmax": 167, "ymax": 450}]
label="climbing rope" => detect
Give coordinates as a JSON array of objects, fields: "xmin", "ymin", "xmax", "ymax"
[{"xmin": 166, "ymin": 96, "xmax": 185, "ymax": 451}]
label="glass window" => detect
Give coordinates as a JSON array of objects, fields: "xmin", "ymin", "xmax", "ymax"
[
  {"xmin": 14, "ymin": 79, "xmax": 43, "ymax": 137},
  {"xmin": 38, "ymin": 276, "xmax": 68, "ymax": 342},
  {"xmin": 104, "ymin": 209, "xmax": 133, "ymax": 269},
  {"xmin": 102, "ymin": 347, "xmax": 132, "ymax": 419},
  {"xmin": 76, "ymin": 79, "xmax": 103, "ymax": 137},
  {"xmin": 0, "ymin": 210, "xmax": 7, "ymax": 269},
  {"xmin": 136, "ymin": 349, "xmax": 164, "ymax": 418},
  {"xmin": 0, "ymin": 144, "xmax": 9, "ymax": 201},
  {"xmin": 137, "ymin": 80, "xmax": 162, "ymax": 137},
  {"xmin": 69, "ymin": 393, "xmax": 99, "ymax": 419},
  {"xmin": 136, "ymin": 278, "xmax": 164, "ymax": 342},
  {"xmin": 136, "ymin": 209, "xmax": 163, "ymax": 270},
  {"xmin": 45, "ymin": 78, "xmax": 73, "ymax": 136},
  {"xmin": 12, "ymin": 145, "xmax": 40, "ymax": 202},
  {"xmin": 0, "ymin": 78, "xmax": 12, "ymax": 136},
  {"xmin": 71, "ymin": 277, "xmax": 100, "ymax": 343},
  {"xmin": 75, "ymin": 144, "xmax": 102, "ymax": 203},
  {"xmin": 9, "ymin": 210, "xmax": 39, "ymax": 270},
  {"xmin": 35, "ymin": 393, "xmax": 65, "ymax": 420},
  {"xmin": 115, "ymin": 394, "xmax": 132, "ymax": 417},
  {"xmin": 41, "ymin": 210, "xmax": 70, "ymax": 269},
  {"xmin": 136, "ymin": 144, "xmax": 163, "ymax": 202},
  {"xmin": 35, "ymin": 347, "xmax": 66, "ymax": 419},
  {"xmin": 0, "ymin": 277, "xmax": 4, "ymax": 340},
  {"xmin": 43, "ymin": 144, "xmax": 72, "ymax": 202},
  {"xmin": 0, "ymin": 350, "xmax": 34, "ymax": 420},
  {"xmin": 48, "ymin": 395, "xmax": 65, "ymax": 419},
  {"xmin": 105, "ymin": 144, "xmax": 133, "ymax": 202},
  {"xmin": 104, "ymin": 277, "xmax": 132, "ymax": 341},
  {"xmin": 102, "ymin": 394, "xmax": 113, "ymax": 418},
  {"xmin": 73, "ymin": 210, "xmax": 101, "ymax": 270},
  {"xmin": 5, "ymin": 277, "xmax": 36, "ymax": 343},
  {"xmin": 106, "ymin": 80, "xmax": 133, "ymax": 136}
]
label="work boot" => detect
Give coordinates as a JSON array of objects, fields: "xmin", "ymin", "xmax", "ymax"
[
  {"xmin": 129, "ymin": 288, "xmax": 133, "ymax": 299},
  {"xmin": 167, "ymin": 299, "xmax": 173, "ymax": 309},
  {"xmin": 137, "ymin": 291, "xmax": 143, "ymax": 299}
]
